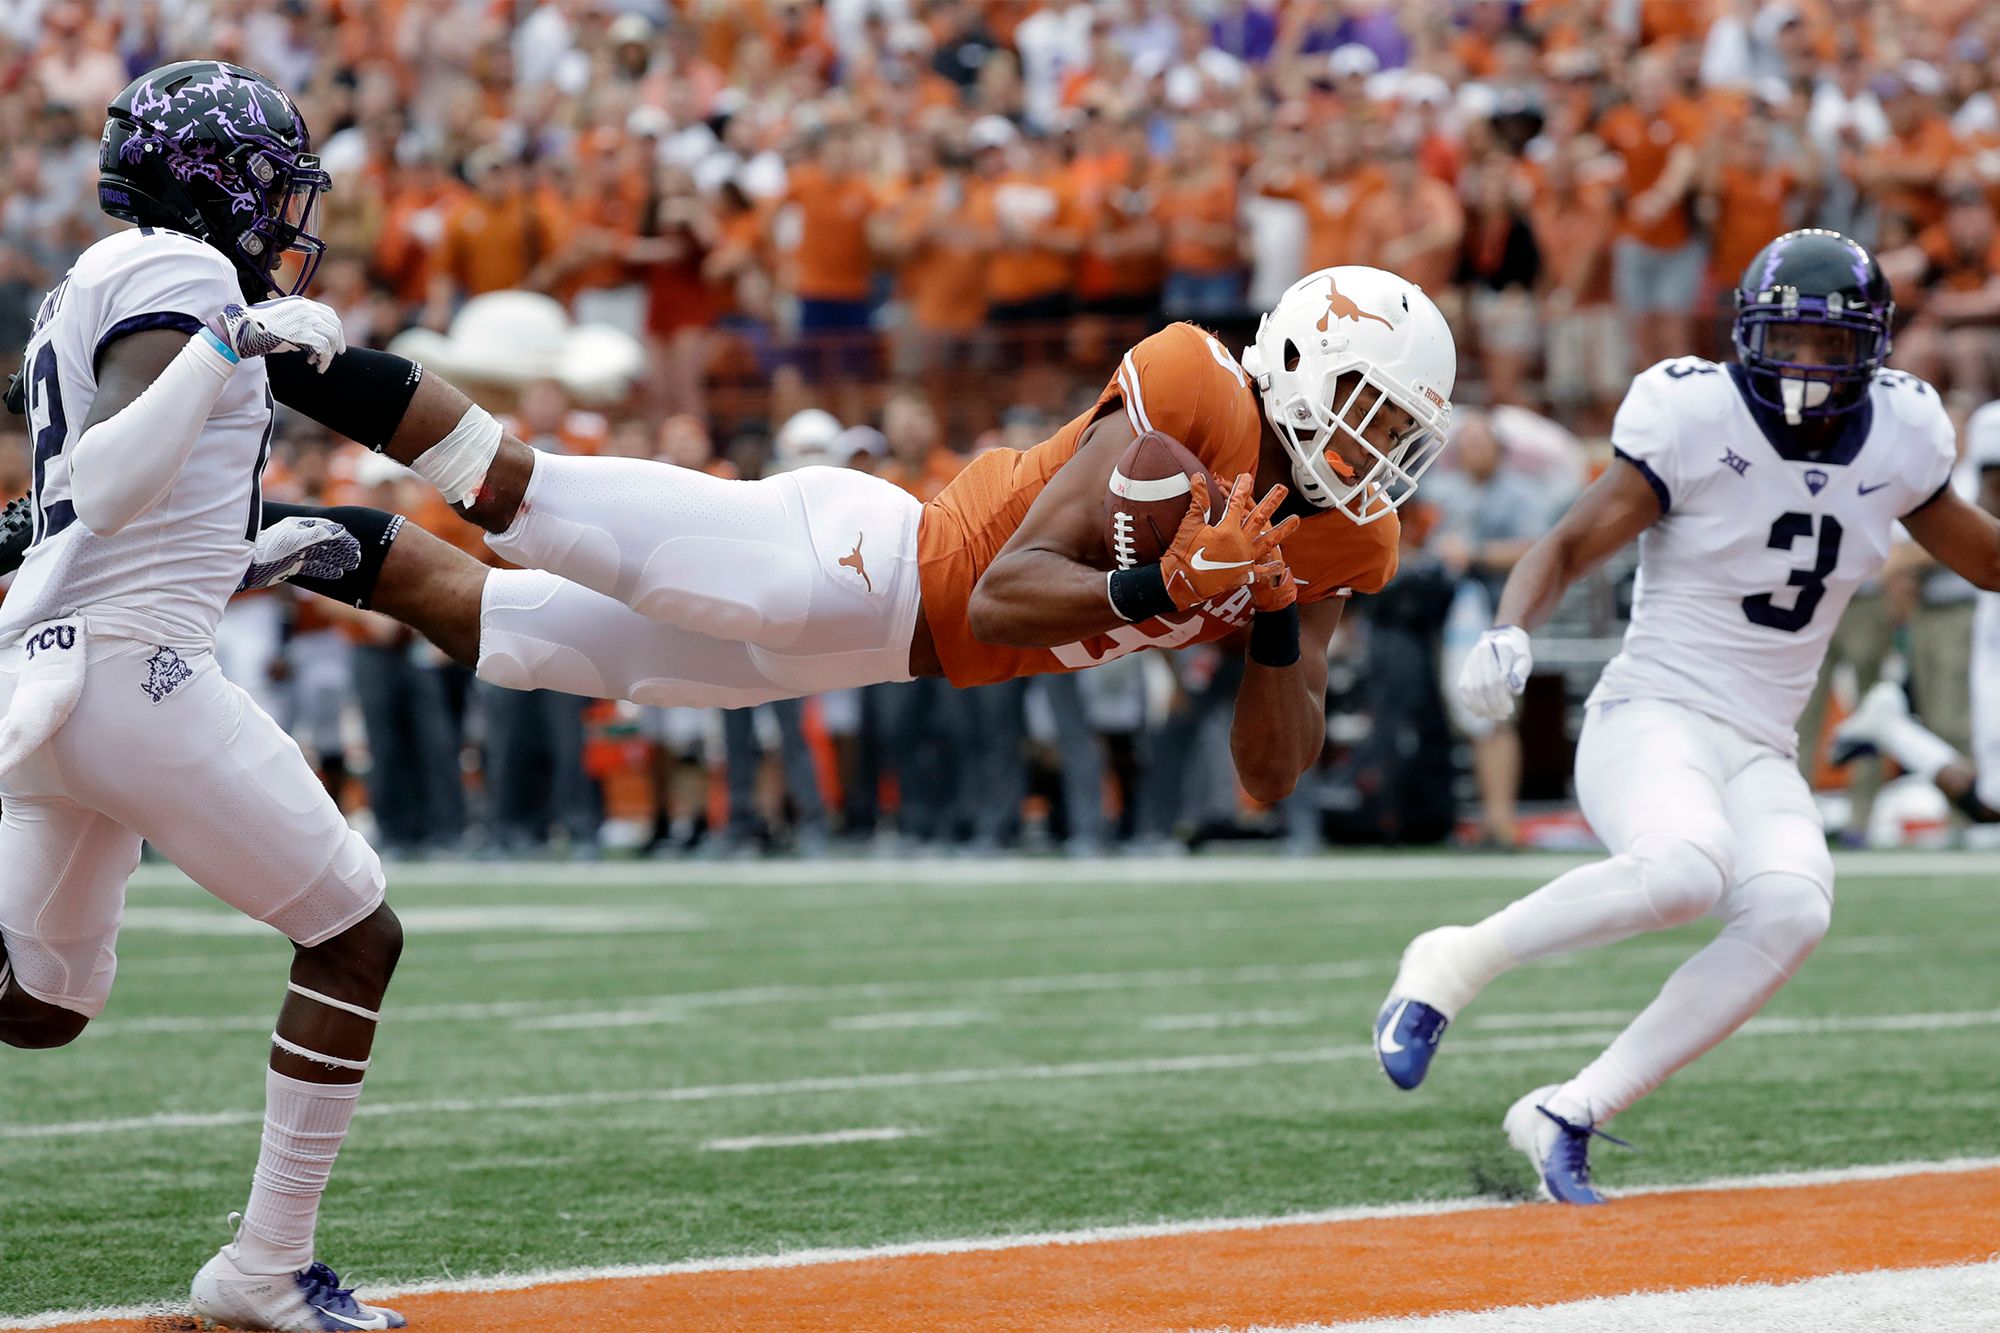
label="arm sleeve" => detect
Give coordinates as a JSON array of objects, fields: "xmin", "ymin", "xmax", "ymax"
[
  {"xmin": 1608, "ymin": 368, "xmax": 1679, "ymax": 514},
  {"xmin": 71, "ymin": 330, "xmax": 239, "ymax": 536}
]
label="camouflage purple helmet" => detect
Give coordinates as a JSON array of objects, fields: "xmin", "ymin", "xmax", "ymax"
[
  {"xmin": 1731, "ymin": 229, "xmax": 1893, "ymax": 421},
  {"xmin": 97, "ymin": 61, "xmax": 330, "ymax": 297}
]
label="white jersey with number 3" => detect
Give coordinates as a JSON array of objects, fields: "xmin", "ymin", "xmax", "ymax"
[
  {"xmin": 1589, "ymin": 357, "xmax": 1955, "ymax": 755},
  {"xmin": 0, "ymin": 228, "xmax": 270, "ymax": 648}
]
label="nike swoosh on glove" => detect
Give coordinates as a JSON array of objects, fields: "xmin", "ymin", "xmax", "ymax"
[
  {"xmin": 239, "ymin": 516, "xmax": 364, "ymax": 592},
  {"xmin": 1158, "ymin": 474, "xmax": 1299, "ymax": 612},
  {"xmin": 1457, "ymin": 624, "xmax": 1533, "ymax": 721},
  {"xmin": 214, "ymin": 296, "xmax": 347, "ymax": 371}
]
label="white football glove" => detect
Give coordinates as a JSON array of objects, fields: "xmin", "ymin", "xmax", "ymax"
[
  {"xmin": 238, "ymin": 515, "xmax": 363, "ymax": 592},
  {"xmin": 1457, "ymin": 624, "xmax": 1533, "ymax": 722},
  {"xmin": 213, "ymin": 296, "xmax": 347, "ymax": 372}
]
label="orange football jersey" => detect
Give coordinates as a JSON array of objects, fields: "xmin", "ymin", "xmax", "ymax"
[{"xmin": 917, "ymin": 322, "xmax": 1399, "ymax": 687}]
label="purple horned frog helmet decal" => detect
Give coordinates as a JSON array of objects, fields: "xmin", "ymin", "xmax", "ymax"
[{"xmin": 98, "ymin": 61, "xmax": 331, "ymax": 296}]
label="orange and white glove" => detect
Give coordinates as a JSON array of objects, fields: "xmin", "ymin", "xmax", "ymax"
[
  {"xmin": 1251, "ymin": 549, "xmax": 1299, "ymax": 613},
  {"xmin": 1159, "ymin": 475, "xmax": 1299, "ymax": 612}
]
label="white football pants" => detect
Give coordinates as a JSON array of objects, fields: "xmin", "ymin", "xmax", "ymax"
[
  {"xmin": 476, "ymin": 456, "xmax": 924, "ymax": 709},
  {"xmin": 1456, "ymin": 697, "xmax": 1833, "ymax": 1123}
]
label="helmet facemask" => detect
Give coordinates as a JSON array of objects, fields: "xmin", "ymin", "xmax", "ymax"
[
  {"xmin": 1733, "ymin": 291, "xmax": 1888, "ymax": 425},
  {"xmin": 1264, "ymin": 353, "xmax": 1451, "ymax": 525}
]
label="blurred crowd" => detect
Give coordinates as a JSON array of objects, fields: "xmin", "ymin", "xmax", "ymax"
[{"xmin": 4, "ymin": 0, "xmax": 2000, "ymax": 853}]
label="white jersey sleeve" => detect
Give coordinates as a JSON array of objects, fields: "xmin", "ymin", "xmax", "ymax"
[
  {"xmin": 1876, "ymin": 369, "xmax": 1957, "ymax": 514},
  {"xmin": 1609, "ymin": 357, "xmax": 1743, "ymax": 514},
  {"xmin": 67, "ymin": 228, "xmax": 238, "ymax": 373}
]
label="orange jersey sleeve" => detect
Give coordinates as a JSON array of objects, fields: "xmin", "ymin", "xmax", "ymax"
[{"xmin": 915, "ymin": 323, "xmax": 1396, "ymax": 686}]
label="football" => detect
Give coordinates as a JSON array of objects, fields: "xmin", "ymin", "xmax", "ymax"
[{"xmin": 1103, "ymin": 430, "xmax": 1220, "ymax": 570}]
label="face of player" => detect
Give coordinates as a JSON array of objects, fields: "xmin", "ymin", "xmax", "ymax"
[
  {"xmin": 1322, "ymin": 381, "xmax": 1420, "ymax": 479},
  {"xmin": 1758, "ymin": 319, "xmax": 1859, "ymax": 373}
]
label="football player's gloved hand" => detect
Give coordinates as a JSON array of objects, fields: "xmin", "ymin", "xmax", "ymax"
[
  {"xmin": 1250, "ymin": 550, "xmax": 1298, "ymax": 614},
  {"xmin": 1457, "ymin": 624, "xmax": 1533, "ymax": 721},
  {"xmin": 0, "ymin": 494, "xmax": 30, "ymax": 579},
  {"xmin": 1160, "ymin": 474, "xmax": 1299, "ymax": 612},
  {"xmin": 238, "ymin": 515, "xmax": 363, "ymax": 592},
  {"xmin": 213, "ymin": 296, "xmax": 347, "ymax": 372}
]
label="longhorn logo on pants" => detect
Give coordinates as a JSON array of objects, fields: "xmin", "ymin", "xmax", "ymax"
[{"xmin": 840, "ymin": 533, "xmax": 872, "ymax": 592}]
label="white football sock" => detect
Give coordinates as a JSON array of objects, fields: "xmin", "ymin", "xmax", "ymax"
[
  {"xmin": 234, "ymin": 1069, "xmax": 363, "ymax": 1274},
  {"xmin": 1875, "ymin": 713, "xmax": 1961, "ymax": 783},
  {"xmin": 1432, "ymin": 836, "xmax": 1728, "ymax": 1014},
  {"xmin": 1546, "ymin": 872, "xmax": 1829, "ymax": 1125}
]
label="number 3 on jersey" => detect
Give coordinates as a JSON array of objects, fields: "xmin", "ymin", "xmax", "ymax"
[{"xmin": 1743, "ymin": 511, "xmax": 1842, "ymax": 633}]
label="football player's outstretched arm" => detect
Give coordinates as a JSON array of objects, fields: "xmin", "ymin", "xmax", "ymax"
[
  {"xmin": 1230, "ymin": 594, "xmax": 1343, "ymax": 803},
  {"xmin": 968, "ymin": 410, "xmax": 1145, "ymax": 646},
  {"xmin": 1899, "ymin": 479, "xmax": 2000, "ymax": 592},
  {"xmin": 1492, "ymin": 460, "xmax": 1660, "ymax": 630},
  {"xmin": 1460, "ymin": 460, "xmax": 1661, "ymax": 722}
]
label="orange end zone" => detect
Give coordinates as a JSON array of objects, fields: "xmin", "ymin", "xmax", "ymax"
[{"xmin": 38, "ymin": 1167, "xmax": 2000, "ymax": 1333}]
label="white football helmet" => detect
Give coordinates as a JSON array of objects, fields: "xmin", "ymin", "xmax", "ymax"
[{"xmin": 1241, "ymin": 266, "xmax": 1456, "ymax": 524}]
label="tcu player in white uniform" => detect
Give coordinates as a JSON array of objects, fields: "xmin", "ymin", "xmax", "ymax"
[
  {"xmin": 1833, "ymin": 400, "xmax": 2000, "ymax": 821},
  {"xmin": 1373, "ymin": 230, "xmax": 2000, "ymax": 1203},
  {"xmin": 0, "ymin": 64, "xmax": 404, "ymax": 1328}
]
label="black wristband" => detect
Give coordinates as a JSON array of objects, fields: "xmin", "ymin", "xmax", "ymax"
[
  {"xmin": 1108, "ymin": 564, "xmax": 1177, "ymax": 623},
  {"xmin": 1249, "ymin": 604, "xmax": 1301, "ymax": 667}
]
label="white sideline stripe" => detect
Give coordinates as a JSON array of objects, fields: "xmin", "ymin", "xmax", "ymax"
[
  {"xmin": 84, "ymin": 959, "xmax": 1384, "ymax": 1037},
  {"xmin": 1144, "ymin": 1009, "xmax": 1312, "ymax": 1031},
  {"xmin": 1471, "ymin": 1010, "xmax": 1641, "ymax": 1030},
  {"xmin": 117, "ymin": 848, "xmax": 2000, "ymax": 894},
  {"xmin": 17, "ymin": 1008, "xmax": 2000, "ymax": 1142},
  {"xmin": 829, "ymin": 1009, "xmax": 988, "ymax": 1031},
  {"xmin": 117, "ymin": 904, "xmax": 705, "ymax": 937},
  {"xmin": 7, "ymin": 1159, "xmax": 1997, "ymax": 1329},
  {"xmin": 1228, "ymin": 1261, "xmax": 2000, "ymax": 1331},
  {"xmin": 701, "ymin": 1126, "xmax": 926, "ymax": 1152}
]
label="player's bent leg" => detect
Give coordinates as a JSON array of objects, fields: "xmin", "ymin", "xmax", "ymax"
[
  {"xmin": 484, "ymin": 456, "xmax": 924, "ymax": 659},
  {"xmin": 0, "ymin": 973, "xmax": 91, "ymax": 1049},
  {"xmin": 477, "ymin": 568, "xmax": 805, "ymax": 709},
  {"xmin": 1376, "ymin": 701, "xmax": 1733, "ymax": 1090}
]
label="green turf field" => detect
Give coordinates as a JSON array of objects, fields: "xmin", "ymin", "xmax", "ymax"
[{"xmin": 5, "ymin": 853, "xmax": 1998, "ymax": 1318}]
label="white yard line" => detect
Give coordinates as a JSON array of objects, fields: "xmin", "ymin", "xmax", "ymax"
[
  {"xmin": 1143, "ymin": 1009, "xmax": 1313, "ymax": 1031},
  {"xmin": 700, "ymin": 1126, "xmax": 927, "ymax": 1152},
  {"xmin": 116, "ymin": 848, "xmax": 2000, "ymax": 895},
  {"xmin": 828, "ymin": 1009, "xmax": 988, "ymax": 1031},
  {"xmin": 1226, "ymin": 1261, "xmax": 2000, "ymax": 1331},
  {"xmin": 6, "ymin": 1158, "xmax": 1996, "ymax": 1330},
  {"xmin": 16, "ymin": 1007, "xmax": 2000, "ymax": 1141},
  {"xmin": 82, "ymin": 958, "xmax": 1385, "ymax": 1038}
]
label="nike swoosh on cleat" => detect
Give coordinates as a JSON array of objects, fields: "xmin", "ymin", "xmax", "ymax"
[
  {"xmin": 309, "ymin": 1306, "xmax": 377, "ymax": 1331},
  {"xmin": 1857, "ymin": 480, "xmax": 1892, "ymax": 495},
  {"xmin": 1377, "ymin": 1000, "xmax": 1408, "ymax": 1055},
  {"xmin": 1188, "ymin": 549, "xmax": 1252, "ymax": 571}
]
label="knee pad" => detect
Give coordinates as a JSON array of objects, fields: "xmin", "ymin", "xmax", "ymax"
[
  {"xmin": 264, "ymin": 829, "xmax": 386, "ymax": 948},
  {"xmin": 1628, "ymin": 830, "xmax": 1731, "ymax": 928},
  {"xmin": 632, "ymin": 537, "xmax": 815, "ymax": 649},
  {"xmin": 1728, "ymin": 872, "xmax": 1832, "ymax": 974}
]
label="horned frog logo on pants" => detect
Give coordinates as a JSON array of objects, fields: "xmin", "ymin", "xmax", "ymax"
[{"xmin": 142, "ymin": 646, "xmax": 193, "ymax": 704}]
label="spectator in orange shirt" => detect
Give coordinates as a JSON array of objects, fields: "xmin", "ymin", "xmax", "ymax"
[
  {"xmin": 976, "ymin": 120, "xmax": 1079, "ymax": 331},
  {"xmin": 780, "ymin": 122, "xmax": 880, "ymax": 380},
  {"xmin": 1456, "ymin": 158, "xmax": 1541, "ymax": 407},
  {"xmin": 1597, "ymin": 53, "xmax": 1708, "ymax": 370},
  {"xmin": 1250, "ymin": 117, "xmax": 1385, "ymax": 275},
  {"xmin": 1852, "ymin": 65, "xmax": 1961, "ymax": 244},
  {"xmin": 1070, "ymin": 115, "xmax": 1164, "ymax": 321},
  {"xmin": 1884, "ymin": 185, "xmax": 2000, "ymax": 401},
  {"xmin": 1350, "ymin": 137, "xmax": 1464, "ymax": 300},
  {"xmin": 1699, "ymin": 112, "xmax": 1816, "ymax": 294},
  {"xmin": 637, "ymin": 164, "xmax": 723, "ymax": 418},
  {"xmin": 1529, "ymin": 135, "xmax": 1624, "ymax": 429},
  {"xmin": 426, "ymin": 146, "xmax": 563, "ymax": 329},
  {"xmin": 887, "ymin": 148, "xmax": 991, "ymax": 379},
  {"xmin": 1158, "ymin": 120, "xmax": 1243, "ymax": 320}
]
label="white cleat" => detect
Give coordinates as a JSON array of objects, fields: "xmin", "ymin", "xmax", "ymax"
[
  {"xmin": 191, "ymin": 1228, "xmax": 405, "ymax": 1331},
  {"xmin": 1829, "ymin": 681, "xmax": 1910, "ymax": 767},
  {"xmin": 1503, "ymin": 1083, "xmax": 1632, "ymax": 1205}
]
